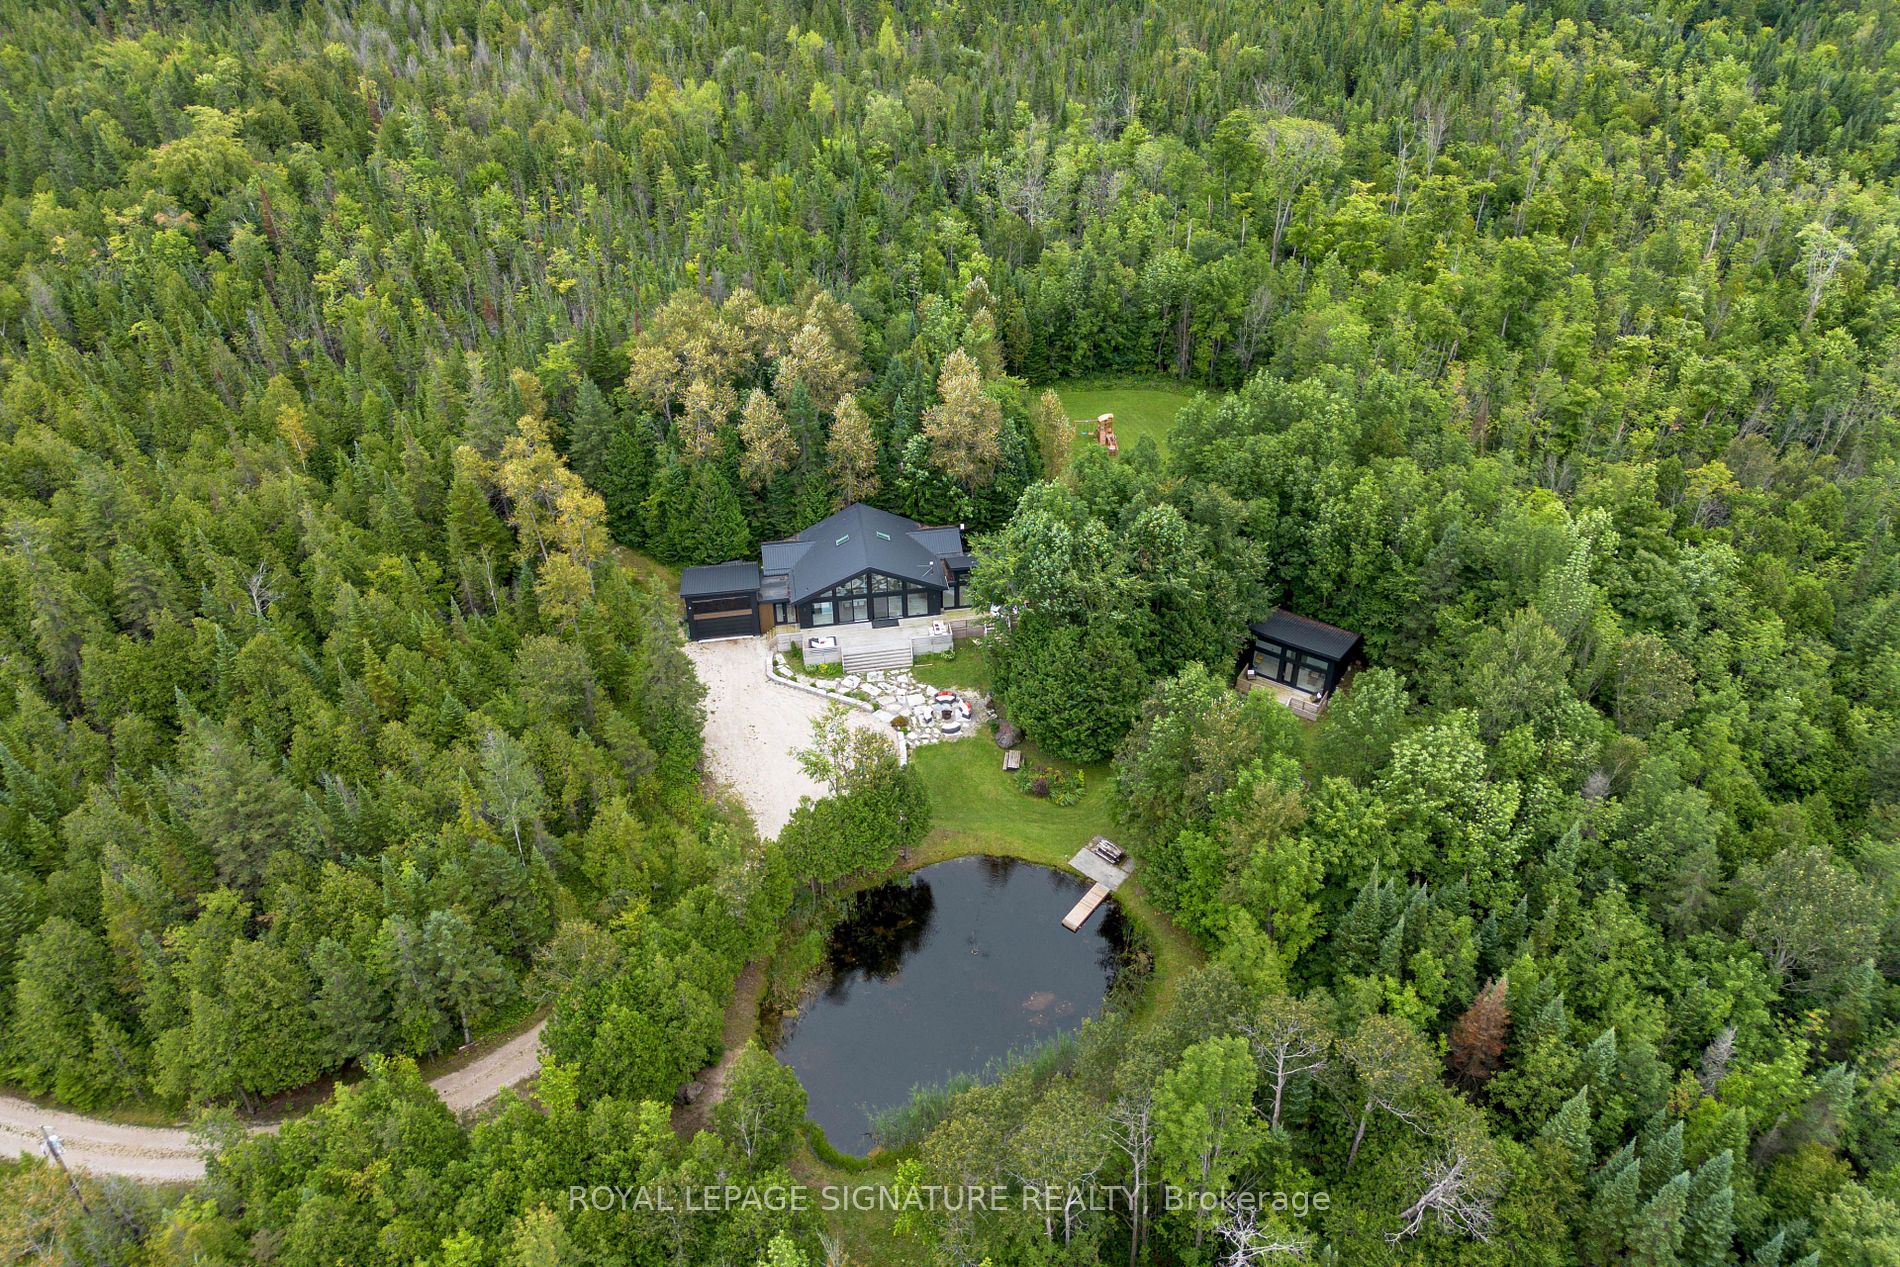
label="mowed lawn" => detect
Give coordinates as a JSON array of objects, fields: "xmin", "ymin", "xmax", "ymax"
[
  {"xmin": 907, "ymin": 736, "xmax": 1200, "ymax": 1008},
  {"xmin": 1050, "ymin": 380, "xmax": 1199, "ymax": 462},
  {"xmin": 909, "ymin": 640, "xmax": 992, "ymax": 695}
]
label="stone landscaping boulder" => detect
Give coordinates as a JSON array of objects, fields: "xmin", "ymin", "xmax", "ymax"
[{"xmin": 994, "ymin": 719, "xmax": 1022, "ymax": 749}]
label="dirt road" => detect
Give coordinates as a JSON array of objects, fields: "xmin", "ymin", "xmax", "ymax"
[
  {"xmin": 2, "ymin": 633, "xmax": 844, "ymax": 1182},
  {"xmin": 0, "ymin": 1021, "xmax": 546, "ymax": 1182}
]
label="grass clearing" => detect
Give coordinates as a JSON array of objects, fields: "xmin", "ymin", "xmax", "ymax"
[
  {"xmin": 909, "ymin": 737, "xmax": 1113, "ymax": 864},
  {"xmin": 614, "ymin": 547, "xmax": 683, "ymax": 609},
  {"xmin": 1050, "ymin": 379, "xmax": 1199, "ymax": 461},
  {"xmin": 908, "ymin": 739, "xmax": 1200, "ymax": 1012},
  {"xmin": 909, "ymin": 640, "xmax": 992, "ymax": 695}
]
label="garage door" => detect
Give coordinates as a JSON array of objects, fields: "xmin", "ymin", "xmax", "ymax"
[{"xmin": 686, "ymin": 597, "xmax": 760, "ymax": 641}]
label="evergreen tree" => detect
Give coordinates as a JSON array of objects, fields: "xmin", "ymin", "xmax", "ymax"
[
  {"xmin": 1682, "ymin": 1150, "xmax": 1737, "ymax": 1267},
  {"xmin": 683, "ymin": 466, "xmax": 751, "ymax": 565}
]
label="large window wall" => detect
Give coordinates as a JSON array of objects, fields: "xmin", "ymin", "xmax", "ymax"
[
  {"xmin": 1252, "ymin": 638, "xmax": 1334, "ymax": 693},
  {"xmin": 801, "ymin": 571, "xmax": 941, "ymax": 627}
]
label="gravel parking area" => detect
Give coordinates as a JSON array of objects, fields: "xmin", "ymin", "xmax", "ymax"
[{"xmin": 683, "ymin": 638, "xmax": 894, "ymax": 837}]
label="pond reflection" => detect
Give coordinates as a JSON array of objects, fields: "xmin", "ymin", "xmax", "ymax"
[{"xmin": 774, "ymin": 856, "xmax": 1124, "ymax": 1155}]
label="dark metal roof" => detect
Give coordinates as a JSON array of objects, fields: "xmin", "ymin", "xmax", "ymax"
[
  {"xmin": 941, "ymin": 551, "xmax": 977, "ymax": 573},
  {"xmin": 761, "ymin": 504, "xmax": 965, "ymax": 604},
  {"xmin": 1249, "ymin": 609, "xmax": 1362, "ymax": 662},
  {"xmin": 678, "ymin": 560, "xmax": 762, "ymax": 598}
]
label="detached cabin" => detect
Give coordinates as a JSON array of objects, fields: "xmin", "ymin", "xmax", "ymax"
[
  {"xmin": 678, "ymin": 503, "xmax": 976, "ymax": 641},
  {"xmin": 1242, "ymin": 609, "xmax": 1364, "ymax": 716}
]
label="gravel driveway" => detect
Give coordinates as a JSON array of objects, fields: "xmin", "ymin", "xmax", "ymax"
[
  {"xmin": 0, "ymin": 1021, "xmax": 544, "ymax": 1181},
  {"xmin": 683, "ymin": 637, "xmax": 894, "ymax": 837}
]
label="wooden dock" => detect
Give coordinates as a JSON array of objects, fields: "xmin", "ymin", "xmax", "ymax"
[{"xmin": 1062, "ymin": 882, "xmax": 1112, "ymax": 932}]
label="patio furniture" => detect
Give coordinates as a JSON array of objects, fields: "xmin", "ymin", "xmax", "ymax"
[{"xmin": 1003, "ymin": 750, "xmax": 1023, "ymax": 772}]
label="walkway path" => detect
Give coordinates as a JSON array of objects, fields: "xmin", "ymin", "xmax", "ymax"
[
  {"xmin": 0, "ymin": 1021, "xmax": 546, "ymax": 1182},
  {"xmin": 671, "ymin": 959, "xmax": 768, "ymax": 1138}
]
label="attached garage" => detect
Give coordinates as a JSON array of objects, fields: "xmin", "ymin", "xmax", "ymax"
[{"xmin": 680, "ymin": 561, "xmax": 763, "ymax": 641}]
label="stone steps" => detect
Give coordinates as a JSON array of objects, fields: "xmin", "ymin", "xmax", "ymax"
[{"xmin": 842, "ymin": 643, "xmax": 914, "ymax": 674}]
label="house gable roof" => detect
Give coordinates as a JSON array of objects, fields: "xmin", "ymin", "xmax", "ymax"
[{"xmin": 763, "ymin": 503, "xmax": 963, "ymax": 604}]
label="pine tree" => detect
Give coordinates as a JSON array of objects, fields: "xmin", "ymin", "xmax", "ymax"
[
  {"xmin": 1682, "ymin": 1150, "xmax": 1737, "ymax": 1267},
  {"xmin": 424, "ymin": 909, "xmax": 512, "ymax": 1046},
  {"xmin": 1586, "ymin": 1145, "xmax": 1642, "ymax": 1265},
  {"xmin": 684, "ymin": 465, "xmax": 750, "ymax": 564},
  {"xmin": 1539, "ymin": 1087, "xmax": 1595, "ymax": 1173},
  {"xmin": 175, "ymin": 723, "xmax": 305, "ymax": 898},
  {"xmin": 1448, "ymin": 976, "xmax": 1511, "ymax": 1088},
  {"xmin": 1628, "ymin": 1170, "xmax": 1691, "ymax": 1266},
  {"xmin": 596, "ymin": 425, "xmax": 652, "ymax": 547}
]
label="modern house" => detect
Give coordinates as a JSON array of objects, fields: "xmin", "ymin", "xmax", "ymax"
[
  {"xmin": 1240, "ymin": 609, "xmax": 1364, "ymax": 715},
  {"xmin": 679, "ymin": 503, "xmax": 976, "ymax": 641}
]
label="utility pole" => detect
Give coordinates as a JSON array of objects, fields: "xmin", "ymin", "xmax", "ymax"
[
  {"xmin": 40, "ymin": 1125, "xmax": 141, "ymax": 1238},
  {"xmin": 39, "ymin": 1129, "xmax": 92, "ymax": 1215}
]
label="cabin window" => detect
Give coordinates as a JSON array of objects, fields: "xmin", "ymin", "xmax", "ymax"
[
  {"xmin": 804, "ymin": 572, "xmax": 940, "ymax": 626},
  {"xmin": 1296, "ymin": 653, "xmax": 1329, "ymax": 692}
]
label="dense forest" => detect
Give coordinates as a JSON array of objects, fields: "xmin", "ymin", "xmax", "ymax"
[{"xmin": 2, "ymin": 0, "xmax": 1898, "ymax": 1263}]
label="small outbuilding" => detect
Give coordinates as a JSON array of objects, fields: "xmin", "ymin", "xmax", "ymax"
[
  {"xmin": 1244, "ymin": 609, "xmax": 1364, "ymax": 697},
  {"xmin": 679, "ymin": 560, "xmax": 765, "ymax": 641}
]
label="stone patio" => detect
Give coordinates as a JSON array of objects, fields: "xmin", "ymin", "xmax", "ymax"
[{"xmin": 770, "ymin": 653, "xmax": 989, "ymax": 748}]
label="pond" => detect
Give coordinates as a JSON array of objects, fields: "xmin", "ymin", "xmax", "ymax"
[{"xmin": 773, "ymin": 855, "xmax": 1126, "ymax": 1155}]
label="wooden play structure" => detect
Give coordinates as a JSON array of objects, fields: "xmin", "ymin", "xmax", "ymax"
[{"xmin": 1094, "ymin": 412, "xmax": 1118, "ymax": 456}]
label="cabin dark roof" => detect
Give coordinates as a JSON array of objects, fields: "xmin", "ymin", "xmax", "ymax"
[
  {"xmin": 678, "ymin": 560, "xmax": 762, "ymax": 598},
  {"xmin": 761, "ymin": 504, "xmax": 963, "ymax": 604},
  {"xmin": 1249, "ymin": 609, "xmax": 1362, "ymax": 662}
]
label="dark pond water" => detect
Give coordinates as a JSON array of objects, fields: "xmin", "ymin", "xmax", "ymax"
[{"xmin": 773, "ymin": 855, "xmax": 1125, "ymax": 1155}]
